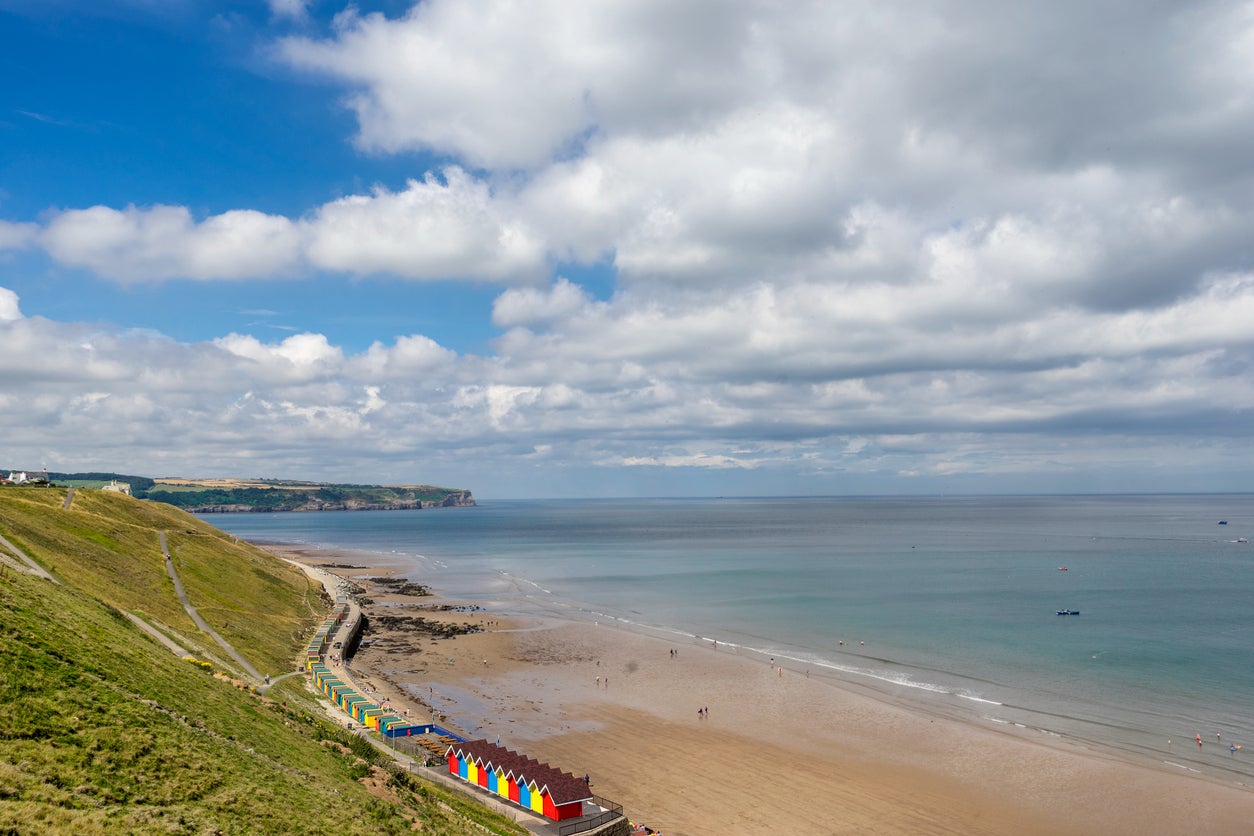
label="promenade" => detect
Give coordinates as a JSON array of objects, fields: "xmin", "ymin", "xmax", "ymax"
[{"xmin": 286, "ymin": 559, "xmax": 626, "ymax": 836}]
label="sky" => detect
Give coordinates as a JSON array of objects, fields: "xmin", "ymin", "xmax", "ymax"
[{"xmin": 2, "ymin": 0, "xmax": 1254, "ymax": 499}]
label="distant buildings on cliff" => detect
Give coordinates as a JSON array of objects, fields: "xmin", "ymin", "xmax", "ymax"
[
  {"xmin": 0, "ymin": 470, "xmax": 130, "ymax": 495},
  {"xmin": 2, "ymin": 469, "xmax": 48, "ymax": 486}
]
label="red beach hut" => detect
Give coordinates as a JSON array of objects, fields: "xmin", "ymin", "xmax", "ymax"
[{"xmin": 445, "ymin": 740, "xmax": 591, "ymax": 822}]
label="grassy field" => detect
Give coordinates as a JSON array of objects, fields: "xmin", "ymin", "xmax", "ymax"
[
  {"xmin": 151, "ymin": 477, "xmax": 464, "ymax": 495},
  {"xmin": 0, "ymin": 487, "xmax": 524, "ymax": 835}
]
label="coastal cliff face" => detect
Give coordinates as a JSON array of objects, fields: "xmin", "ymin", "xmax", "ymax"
[{"xmin": 192, "ymin": 490, "xmax": 476, "ymax": 513}]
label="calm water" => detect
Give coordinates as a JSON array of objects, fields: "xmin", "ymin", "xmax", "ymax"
[{"xmin": 204, "ymin": 495, "xmax": 1254, "ymax": 783}]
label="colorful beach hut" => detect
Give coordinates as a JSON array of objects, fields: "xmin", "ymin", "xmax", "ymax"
[{"xmin": 445, "ymin": 740, "xmax": 590, "ymax": 822}]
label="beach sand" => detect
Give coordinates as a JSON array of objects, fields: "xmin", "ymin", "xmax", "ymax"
[{"xmin": 277, "ymin": 545, "xmax": 1254, "ymax": 836}]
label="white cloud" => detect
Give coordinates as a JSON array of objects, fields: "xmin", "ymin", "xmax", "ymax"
[
  {"xmin": 304, "ymin": 168, "xmax": 544, "ymax": 281},
  {"xmin": 0, "ymin": 221, "xmax": 37, "ymax": 250},
  {"xmin": 0, "ymin": 287, "xmax": 21, "ymax": 322},
  {"xmin": 268, "ymin": 0, "xmax": 309, "ymax": 21},
  {"xmin": 213, "ymin": 332, "xmax": 344, "ymax": 383},
  {"xmin": 8, "ymin": 1, "xmax": 1254, "ymax": 495},
  {"xmin": 353, "ymin": 334, "xmax": 458, "ymax": 379},
  {"xmin": 2, "ymin": 266, "xmax": 1253, "ymax": 495},
  {"xmin": 492, "ymin": 278, "xmax": 593, "ymax": 329},
  {"xmin": 24, "ymin": 169, "xmax": 546, "ymax": 284},
  {"xmin": 278, "ymin": 0, "xmax": 754, "ymax": 169},
  {"xmin": 622, "ymin": 452, "xmax": 756, "ymax": 470},
  {"xmin": 39, "ymin": 205, "xmax": 302, "ymax": 282}
]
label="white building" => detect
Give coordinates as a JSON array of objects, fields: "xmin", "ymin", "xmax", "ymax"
[{"xmin": 101, "ymin": 479, "xmax": 132, "ymax": 496}]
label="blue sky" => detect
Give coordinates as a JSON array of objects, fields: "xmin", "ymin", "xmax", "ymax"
[{"xmin": 3, "ymin": 0, "xmax": 1254, "ymax": 498}]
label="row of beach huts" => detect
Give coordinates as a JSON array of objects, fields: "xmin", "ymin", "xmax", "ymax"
[
  {"xmin": 304, "ymin": 598, "xmax": 433, "ymax": 738},
  {"xmin": 303, "ymin": 597, "xmax": 596, "ymax": 824}
]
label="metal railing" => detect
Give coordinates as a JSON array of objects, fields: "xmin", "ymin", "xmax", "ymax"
[{"xmin": 558, "ymin": 795, "xmax": 624, "ymax": 835}]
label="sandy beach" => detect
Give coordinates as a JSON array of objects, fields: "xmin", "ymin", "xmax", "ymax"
[{"xmin": 276, "ymin": 544, "xmax": 1254, "ymax": 836}]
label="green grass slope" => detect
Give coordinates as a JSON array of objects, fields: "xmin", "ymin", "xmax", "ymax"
[{"xmin": 0, "ymin": 488, "xmax": 525, "ymax": 835}]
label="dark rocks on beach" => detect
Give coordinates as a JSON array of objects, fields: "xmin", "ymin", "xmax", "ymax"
[
  {"xmin": 369, "ymin": 613, "xmax": 482, "ymax": 640},
  {"xmin": 366, "ymin": 577, "xmax": 432, "ymax": 597}
]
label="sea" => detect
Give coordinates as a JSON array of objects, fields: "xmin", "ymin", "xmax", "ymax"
[{"xmin": 201, "ymin": 494, "xmax": 1254, "ymax": 785}]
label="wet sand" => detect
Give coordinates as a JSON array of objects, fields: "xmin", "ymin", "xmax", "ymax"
[{"xmin": 277, "ymin": 545, "xmax": 1254, "ymax": 836}]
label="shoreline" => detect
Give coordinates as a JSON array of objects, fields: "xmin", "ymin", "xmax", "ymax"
[{"xmin": 273, "ymin": 543, "xmax": 1254, "ymax": 836}]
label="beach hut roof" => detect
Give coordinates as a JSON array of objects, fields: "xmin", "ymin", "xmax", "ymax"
[{"xmin": 447, "ymin": 740, "xmax": 592, "ymax": 805}]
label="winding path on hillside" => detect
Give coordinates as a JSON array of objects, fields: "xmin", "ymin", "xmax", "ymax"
[
  {"xmin": 0, "ymin": 533, "xmax": 57, "ymax": 582},
  {"xmin": 160, "ymin": 531, "xmax": 263, "ymax": 682},
  {"xmin": 125, "ymin": 612, "xmax": 193, "ymax": 657}
]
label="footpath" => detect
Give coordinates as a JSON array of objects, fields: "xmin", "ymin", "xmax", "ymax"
[{"xmin": 160, "ymin": 531, "xmax": 263, "ymax": 682}]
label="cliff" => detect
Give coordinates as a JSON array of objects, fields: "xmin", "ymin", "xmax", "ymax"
[
  {"xmin": 147, "ymin": 483, "xmax": 477, "ymax": 513},
  {"xmin": 191, "ymin": 489, "xmax": 477, "ymax": 513}
]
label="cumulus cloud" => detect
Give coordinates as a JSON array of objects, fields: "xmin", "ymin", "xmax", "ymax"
[
  {"xmin": 353, "ymin": 334, "xmax": 458, "ymax": 379},
  {"xmin": 278, "ymin": 0, "xmax": 752, "ymax": 168},
  {"xmin": 492, "ymin": 278, "xmax": 593, "ymax": 329},
  {"xmin": 3, "ymin": 268, "xmax": 1254, "ymax": 495},
  {"xmin": 21, "ymin": 169, "xmax": 546, "ymax": 284},
  {"xmin": 39, "ymin": 205, "xmax": 302, "ymax": 282},
  {"xmin": 304, "ymin": 168, "xmax": 544, "ymax": 281},
  {"xmin": 0, "ymin": 286, "xmax": 22, "ymax": 322},
  {"xmin": 213, "ymin": 332, "xmax": 345, "ymax": 383},
  {"xmin": 269, "ymin": 0, "xmax": 1254, "ymax": 294},
  {"xmin": 7, "ymin": 1, "xmax": 1254, "ymax": 494}
]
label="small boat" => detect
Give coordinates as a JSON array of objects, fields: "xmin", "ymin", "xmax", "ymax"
[
  {"xmin": 1218, "ymin": 520, "xmax": 1228, "ymax": 525},
  {"xmin": 1056, "ymin": 609, "xmax": 1081, "ymax": 616},
  {"xmin": 1058, "ymin": 567, "xmax": 1068, "ymax": 571}
]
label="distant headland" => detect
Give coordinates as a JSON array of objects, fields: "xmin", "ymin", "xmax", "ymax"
[{"xmin": 3, "ymin": 470, "xmax": 475, "ymax": 513}]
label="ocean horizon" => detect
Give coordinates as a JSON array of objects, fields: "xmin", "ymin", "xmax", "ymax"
[{"xmin": 203, "ymin": 493, "xmax": 1254, "ymax": 785}]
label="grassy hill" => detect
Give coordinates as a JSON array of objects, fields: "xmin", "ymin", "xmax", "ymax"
[{"xmin": 0, "ymin": 487, "xmax": 523, "ymax": 835}]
